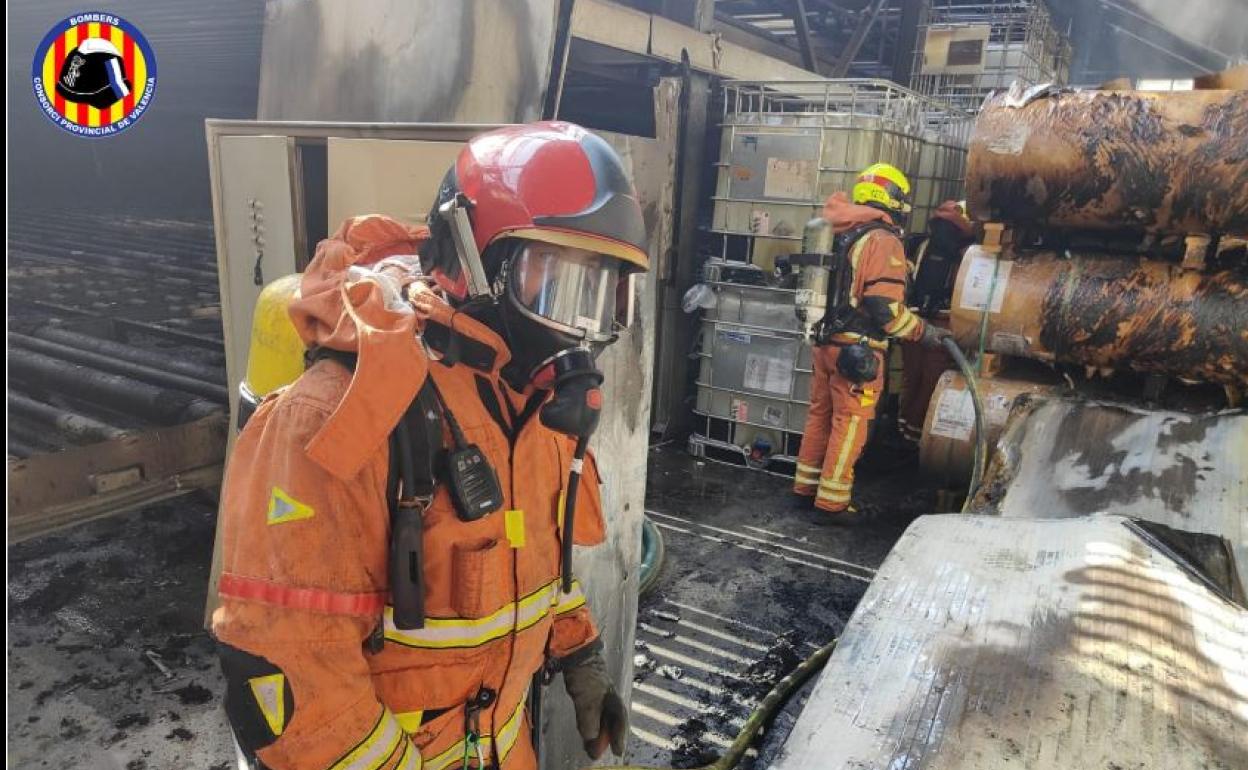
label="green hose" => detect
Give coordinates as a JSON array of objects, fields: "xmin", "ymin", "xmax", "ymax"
[
  {"xmin": 587, "ymin": 637, "xmax": 839, "ymax": 770},
  {"xmin": 940, "ymin": 335, "xmax": 988, "ymax": 513},
  {"xmin": 638, "ymin": 516, "xmax": 667, "ymax": 598}
]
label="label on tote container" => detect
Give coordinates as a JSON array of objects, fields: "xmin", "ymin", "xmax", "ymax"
[
  {"xmin": 959, "ymin": 252, "xmax": 1011, "ymax": 313},
  {"xmin": 763, "ymin": 158, "xmax": 816, "ymax": 200},
  {"xmin": 930, "ymin": 387, "xmax": 976, "ymax": 441},
  {"xmin": 763, "ymin": 405, "xmax": 785, "ymax": 427},
  {"xmin": 744, "ymin": 353, "xmax": 793, "ymax": 395},
  {"xmin": 731, "ymin": 398, "xmax": 749, "ymax": 422}
]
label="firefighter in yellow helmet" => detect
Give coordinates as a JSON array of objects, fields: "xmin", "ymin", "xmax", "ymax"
[{"xmin": 793, "ymin": 163, "xmax": 951, "ymax": 522}]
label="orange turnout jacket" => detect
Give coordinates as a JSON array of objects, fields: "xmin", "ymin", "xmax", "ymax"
[{"xmin": 212, "ymin": 215, "xmax": 604, "ymax": 770}]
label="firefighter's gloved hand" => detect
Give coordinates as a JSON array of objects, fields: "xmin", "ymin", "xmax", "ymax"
[
  {"xmin": 919, "ymin": 323, "xmax": 953, "ymax": 350},
  {"xmin": 562, "ymin": 644, "xmax": 627, "ymax": 758}
]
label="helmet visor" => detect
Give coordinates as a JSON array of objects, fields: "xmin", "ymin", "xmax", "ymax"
[{"xmin": 508, "ymin": 243, "xmax": 620, "ymax": 342}]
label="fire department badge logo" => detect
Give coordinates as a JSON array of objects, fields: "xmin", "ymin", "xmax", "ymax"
[{"xmin": 31, "ymin": 12, "xmax": 157, "ymax": 137}]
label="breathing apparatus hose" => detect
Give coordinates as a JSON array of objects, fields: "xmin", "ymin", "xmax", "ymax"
[
  {"xmin": 940, "ymin": 335, "xmax": 987, "ymax": 513},
  {"xmin": 586, "ymin": 637, "xmax": 839, "ymax": 770},
  {"xmin": 561, "ymin": 435, "xmax": 590, "ymax": 593}
]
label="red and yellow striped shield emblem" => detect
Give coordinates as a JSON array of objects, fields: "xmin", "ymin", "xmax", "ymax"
[{"xmin": 31, "ymin": 12, "xmax": 157, "ymax": 137}]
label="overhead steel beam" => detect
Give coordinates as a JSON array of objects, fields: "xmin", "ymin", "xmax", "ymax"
[
  {"xmin": 829, "ymin": 0, "xmax": 887, "ymax": 77},
  {"xmin": 713, "ymin": 12, "xmax": 808, "ymax": 68},
  {"xmin": 890, "ymin": 0, "xmax": 926, "ymax": 85},
  {"xmin": 571, "ymin": 0, "xmax": 824, "ymax": 81},
  {"xmin": 789, "ymin": 0, "xmax": 821, "ymax": 73}
]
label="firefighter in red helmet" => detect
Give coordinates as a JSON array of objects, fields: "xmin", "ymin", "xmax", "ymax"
[{"xmin": 213, "ymin": 122, "xmax": 647, "ymax": 770}]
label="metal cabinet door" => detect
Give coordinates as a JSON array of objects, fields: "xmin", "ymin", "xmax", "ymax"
[{"xmin": 209, "ymin": 134, "xmax": 303, "ymax": 423}]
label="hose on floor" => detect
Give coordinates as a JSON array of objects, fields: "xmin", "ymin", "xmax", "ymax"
[
  {"xmin": 940, "ymin": 335, "xmax": 987, "ymax": 513},
  {"xmin": 586, "ymin": 637, "xmax": 839, "ymax": 770},
  {"xmin": 638, "ymin": 516, "xmax": 666, "ymax": 598}
]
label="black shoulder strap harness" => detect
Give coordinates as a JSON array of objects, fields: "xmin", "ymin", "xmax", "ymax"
[
  {"xmin": 809, "ymin": 221, "xmax": 896, "ymax": 345},
  {"xmin": 307, "ymin": 320, "xmax": 505, "ymax": 637},
  {"xmin": 308, "ymin": 347, "xmax": 440, "ymax": 636}
]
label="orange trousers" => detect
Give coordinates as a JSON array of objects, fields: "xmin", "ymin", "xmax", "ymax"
[{"xmin": 794, "ymin": 345, "xmax": 884, "ymax": 512}]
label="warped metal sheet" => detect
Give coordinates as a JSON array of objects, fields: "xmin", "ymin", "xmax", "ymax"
[
  {"xmin": 972, "ymin": 398, "xmax": 1248, "ymax": 588},
  {"xmin": 771, "ymin": 515, "xmax": 1248, "ymax": 770}
]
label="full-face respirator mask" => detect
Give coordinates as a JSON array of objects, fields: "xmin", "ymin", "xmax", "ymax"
[{"xmin": 438, "ymin": 194, "xmax": 636, "ymax": 590}]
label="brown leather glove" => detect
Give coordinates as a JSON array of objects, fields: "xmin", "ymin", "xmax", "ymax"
[{"xmin": 561, "ymin": 642, "xmax": 627, "ymax": 759}]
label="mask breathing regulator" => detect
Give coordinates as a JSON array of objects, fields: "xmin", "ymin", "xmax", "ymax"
[{"xmin": 438, "ymin": 192, "xmax": 612, "ymax": 593}]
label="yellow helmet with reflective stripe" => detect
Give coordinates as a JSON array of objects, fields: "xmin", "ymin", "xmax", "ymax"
[{"xmin": 852, "ymin": 162, "xmax": 912, "ymax": 214}]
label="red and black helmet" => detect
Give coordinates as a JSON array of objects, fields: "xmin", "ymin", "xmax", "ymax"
[{"xmin": 422, "ymin": 121, "xmax": 649, "ymax": 299}]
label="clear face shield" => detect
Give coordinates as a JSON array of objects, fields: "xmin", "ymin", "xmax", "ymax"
[{"xmin": 506, "ymin": 242, "xmax": 630, "ymax": 345}]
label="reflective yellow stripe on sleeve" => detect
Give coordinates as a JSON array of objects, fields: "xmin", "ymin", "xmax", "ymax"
[
  {"xmin": 847, "ymin": 236, "xmax": 873, "ymax": 309},
  {"xmin": 553, "ymin": 582, "xmax": 587, "ymax": 615}
]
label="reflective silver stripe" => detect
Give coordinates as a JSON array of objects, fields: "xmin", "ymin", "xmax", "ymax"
[
  {"xmin": 830, "ymin": 416, "xmax": 861, "ymax": 484},
  {"xmin": 423, "ymin": 697, "xmax": 527, "ymax": 770},
  {"xmin": 385, "ymin": 580, "xmax": 585, "ymax": 649},
  {"xmin": 553, "ymin": 582, "xmax": 587, "ymax": 615},
  {"xmin": 819, "ymin": 479, "xmax": 852, "ymax": 491},
  {"xmin": 328, "ymin": 709, "xmax": 403, "ymax": 770},
  {"xmin": 817, "ymin": 488, "xmax": 852, "ymax": 503},
  {"xmin": 494, "ymin": 696, "xmax": 527, "ymax": 763},
  {"xmin": 393, "ymin": 740, "xmax": 422, "ymax": 770},
  {"xmin": 848, "ymin": 236, "xmax": 871, "ymax": 309}
]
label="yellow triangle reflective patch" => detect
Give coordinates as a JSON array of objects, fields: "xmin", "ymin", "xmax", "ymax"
[
  {"xmin": 267, "ymin": 486, "xmax": 314, "ymax": 525},
  {"xmin": 890, "ymin": 256, "xmax": 903, "ymax": 267},
  {"xmin": 248, "ymin": 673, "xmax": 286, "ymax": 736}
]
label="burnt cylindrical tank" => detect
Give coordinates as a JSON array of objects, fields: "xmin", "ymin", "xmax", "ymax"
[
  {"xmin": 966, "ymin": 88, "xmax": 1248, "ymax": 235},
  {"xmin": 919, "ymin": 370, "xmax": 1060, "ymax": 483},
  {"xmin": 949, "ymin": 247, "xmax": 1248, "ymax": 386}
]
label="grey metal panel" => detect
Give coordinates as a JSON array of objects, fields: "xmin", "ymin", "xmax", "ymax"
[
  {"xmin": 211, "ymin": 134, "xmax": 302, "ymax": 425},
  {"xmin": 973, "ymin": 398, "xmax": 1248, "ymax": 589},
  {"xmin": 539, "ymin": 85, "xmax": 678, "ymax": 770},
  {"xmin": 772, "ymin": 514, "xmax": 1248, "ymax": 770},
  {"xmin": 257, "ymin": 0, "xmax": 558, "ymax": 123}
]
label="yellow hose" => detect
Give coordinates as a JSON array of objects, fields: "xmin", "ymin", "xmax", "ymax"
[{"xmin": 587, "ymin": 637, "xmax": 839, "ymax": 770}]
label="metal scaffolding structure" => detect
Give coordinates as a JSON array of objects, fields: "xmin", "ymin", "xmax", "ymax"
[
  {"xmin": 910, "ymin": 0, "xmax": 1071, "ymax": 112},
  {"xmin": 691, "ymin": 79, "xmax": 971, "ymax": 472}
]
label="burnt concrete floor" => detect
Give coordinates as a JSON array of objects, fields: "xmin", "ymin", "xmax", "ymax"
[
  {"xmin": 630, "ymin": 444, "xmax": 938, "ymax": 768},
  {"xmin": 6, "ymin": 444, "xmax": 938, "ymax": 770},
  {"xmin": 8, "ymin": 496, "xmax": 234, "ymax": 770}
]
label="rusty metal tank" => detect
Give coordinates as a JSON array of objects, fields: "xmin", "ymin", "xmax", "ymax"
[
  {"xmin": 966, "ymin": 86, "xmax": 1248, "ymax": 236},
  {"xmin": 948, "ymin": 246, "xmax": 1248, "ymax": 387},
  {"xmin": 919, "ymin": 369, "xmax": 1060, "ymax": 483}
]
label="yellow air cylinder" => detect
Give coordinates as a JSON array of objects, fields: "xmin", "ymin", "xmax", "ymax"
[{"xmin": 242, "ymin": 273, "xmax": 305, "ymax": 405}]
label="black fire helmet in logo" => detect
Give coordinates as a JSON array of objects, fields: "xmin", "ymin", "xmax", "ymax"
[{"xmin": 56, "ymin": 38, "xmax": 132, "ymax": 110}]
